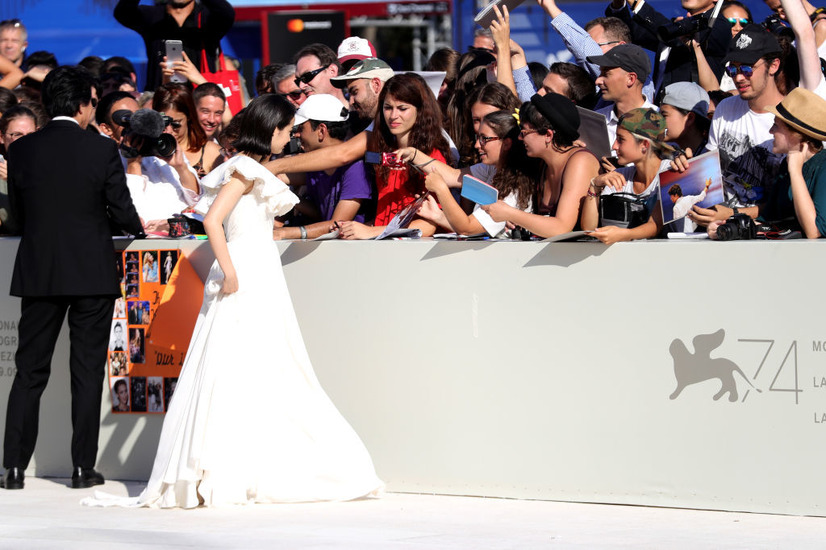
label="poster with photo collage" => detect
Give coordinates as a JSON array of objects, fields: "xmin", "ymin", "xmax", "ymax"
[{"xmin": 109, "ymin": 248, "xmax": 198, "ymax": 414}]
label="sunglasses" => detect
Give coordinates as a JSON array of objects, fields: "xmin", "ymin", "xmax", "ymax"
[
  {"xmin": 477, "ymin": 134, "xmax": 501, "ymax": 145},
  {"xmin": 725, "ymin": 61, "xmax": 760, "ymax": 78},
  {"xmin": 0, "ymin": 19, "xmax": 22, "ymax": 28},
  {"xmin": 161, "ymin": 115, "xmax": 182, "ymax": 130},
  {"xmin": 280, "ymin": 90, "xmax": 306, "ymax": 101},
  {"xmin": 727, "ymin": 17, "xmax": 750, "ymax": 25},
  {"xmin": 90, "ymin": 97, "xmax": 98, "ymax": 108},
  {"xmin": 294, "ymin": 64, "xmax": 330, "ymax": 86}
]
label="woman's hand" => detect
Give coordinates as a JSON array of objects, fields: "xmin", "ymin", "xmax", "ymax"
[
  {"xmin": 424, "ymin": 171, "xmax": 449, "ymax": 194},
  {"xmin": 593, "ymin": 171, "xmax": 626, "ymax": 191},
  {"xmin": 669, "ymin": 147, "xmax": 694, "ymax": 173},
  {"xmin": 417, "ymin": 194, "xmax": 448, "ymax": 226},
  {"xmin": 489, "ymin": 5, "xmax": 512, "ymax": 52},
  {"xmin": 221, "ymin": 270, "xmax": 239, "ymax": 295},
  {"xmin": 394, "ymin": 147, "xmax": 423, "ymax": 164},
  {"xmin": 481, "ymin": 200, "xmax": 513, "ymax": 222},
  {"xmin": 590, "ymin": 225, "xmax": 628, "ymax": 245},
  {"xmin": 688, "ymin": 204, "xmax": 732, "ymax": 226}
]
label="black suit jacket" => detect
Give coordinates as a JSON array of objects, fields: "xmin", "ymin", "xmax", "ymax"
[{"xmin": 8, "ymin": 119, "xmax": 143, "ymax": 298}]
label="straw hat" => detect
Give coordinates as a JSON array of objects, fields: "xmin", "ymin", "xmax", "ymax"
[{"xmin": 766, "ymin": 87, "xmax": 826, "ymax": 141}]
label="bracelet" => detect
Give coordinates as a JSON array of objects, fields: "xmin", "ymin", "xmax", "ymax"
[
  {"xmin": 587, "ymin": 188, "xmax": 599, "ymax": 198},
  {"xmin": 413, "ymin": 158, "xmax": 436, "ymax": 169},
  {"xmin": 298, "ymin": 226, "xmax": 307, "ymax": 240}
]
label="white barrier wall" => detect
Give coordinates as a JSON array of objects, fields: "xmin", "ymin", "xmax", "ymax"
[{"xmin": 0, "ymin": 236, "xmax": 823, "ymax": 516}]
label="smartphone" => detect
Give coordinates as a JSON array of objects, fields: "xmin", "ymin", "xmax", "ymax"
[{"xmin": 164, "ymin": 40, "xmax": 186, "ymax": 83}]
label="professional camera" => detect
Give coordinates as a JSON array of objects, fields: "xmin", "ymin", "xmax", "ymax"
[
  {"xmin": 113, "ymin": 109, "xmax": 177, "ymax": 159},
  {"xmin": 716, "ymin": 213, "xmax": 757, "ymax": 241},
  {"xmin": 657, "ymin": 14, "xmax": 708, "ymax": 42},
  {"xmin": 762, "ymin": 14, "xmax": 795, "ymax": 39}
]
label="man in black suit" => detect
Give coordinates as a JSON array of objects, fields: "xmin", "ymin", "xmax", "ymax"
[{"xmin": 2, "ymin": 66, "xmax": 144, "ymax": 490}]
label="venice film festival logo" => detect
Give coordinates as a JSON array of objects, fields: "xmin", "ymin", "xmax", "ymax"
[{"xmin": 668, "ymin": 329, "xmax": 761, "ymax": 402}]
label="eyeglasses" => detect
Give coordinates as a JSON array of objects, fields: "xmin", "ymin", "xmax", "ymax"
[
  {"xmin": 279, "ymin": 90, "xmax": 306, "ymax": 101},
  {"xmin": 477, "ymin": 134, "xmax": 500, "ymax": 145},
  {"xmin": 725, "ymin": 61, "xmax": 761, "ymax": 78},
  {"xmin": 519, "ymin": 129, "xmax": 538, "ymax": 138},
  {"xmin": 294, "ymin": 64, "xmax": 330, "ymax": 86},
  {"xmin": 727, "ymin": 17, "xmax": 750, "ymax": 25},
  {"xmin": 597, "ymin": 40, "xmax": 621, "ymax": 47},
  {"xmin": 162, "ymin": 115, "xmax": 182, "ymax": 130},
  {"xmin": 90, "ymin": 97, "xmax": 98, "ymax": 108}
]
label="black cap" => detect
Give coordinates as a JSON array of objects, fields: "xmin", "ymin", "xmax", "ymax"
[
  {"xmin": 587, "ymin": 44, "xmax": 651, "ymax": 83},
  {"xmin": 530, "ymin": 93, "xmax": 580, "ymax": 142},
  {"xmin": 726, "ymin": 24, "xmax": 782, "ymax": 65}
]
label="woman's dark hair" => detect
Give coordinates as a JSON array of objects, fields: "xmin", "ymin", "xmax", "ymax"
[
  {"xmin": 218, "ymin": 107, "xmax": 245, "ymax": 156},
  {"xmin": 0, "ymin": 105, "xmax": 37, "ymax": 154},
  {"xmin": 114, "ymin": 379, "xmax": 127, "ymax": 393},
  {"xmin": 19, "ymin": 100, "xmax": 49, "ymax": 129},
  {"xmin": 233, "ymin": 94, "xmax": 295, "ymax": 157},
  {"xmin": 481, "ymin": 110, "xmax": 541, "ymax": 210},
  {"xmin": 721, "ymin": 1, "xmax": 753, "ymax": 23},
  {"xmin": 425, "ymin": 47, "xmax": 461, "ymax": 123},
  {"xmin": 668, "ymin": 104, "xmax": 711, "ymax": 138},
  {"xmin": 152, "ymin": 83, "xmax": 206, "ymax": 153},
  {"xmin": 41, "ymin": 65, "xmax": 95, "ymax": 118},
  {"xmin": 445, "ymin": 49, "xmax": 496, "ymax": 166},
  {"xmin": 0, "ymin": 87, "xmax": 17, "ymax": 114},
  {"xmin": 467, "ymin": 82, "xmax": 521, "ymax": 113},
  {"xmin": 519, "ymin": 100, "xmax": 576, "ymax": 149},
  {"xmin": 368, "ymin": 73, "xmax": 450, "ymax": 193}
]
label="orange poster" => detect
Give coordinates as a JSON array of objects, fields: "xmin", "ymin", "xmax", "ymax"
[{"xmin": 108, "ymin": 248, "xmax": 204, "ymax": 414}]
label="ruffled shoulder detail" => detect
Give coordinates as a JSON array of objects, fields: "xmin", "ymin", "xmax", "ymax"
[{"xmin": 194, "ymin": 156, "xmax": 299, "ymax": 217}]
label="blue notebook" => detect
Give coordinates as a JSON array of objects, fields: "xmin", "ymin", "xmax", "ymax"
[{"xmin": 461, "ymin": 175, "xmax": 498, "ymax": 205}]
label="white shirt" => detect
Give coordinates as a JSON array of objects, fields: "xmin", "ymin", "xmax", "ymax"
[
  {"xmin": 595, "ymin": 95, "xmax": 657, "ymax": 151},
  {"xmin": 123, "ymin": 155, "xmax": 200, "ymax": 221}
]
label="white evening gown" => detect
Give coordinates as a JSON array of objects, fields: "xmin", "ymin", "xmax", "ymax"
[{"xmin": 84, "ymin": 156, "xmax": 383, "ymax": 508}]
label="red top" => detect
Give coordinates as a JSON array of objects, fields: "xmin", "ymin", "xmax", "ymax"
[{"xmin": 374, "ymin": 149, "xmax": 446, "ymax": 226}]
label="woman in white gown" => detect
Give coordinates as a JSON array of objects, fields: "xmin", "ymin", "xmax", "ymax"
[{"xmin": 84, "ymin": 94, "xmax": 383, "ymax": 508}]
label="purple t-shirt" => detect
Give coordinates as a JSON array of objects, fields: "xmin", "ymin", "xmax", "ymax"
[{"xmin": 305, "ymin": 161, "xmax": 372, "ymax": 223}]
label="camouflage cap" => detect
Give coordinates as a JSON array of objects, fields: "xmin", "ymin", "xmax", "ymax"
[{"xmin": 618, "ymin": 108, "xmax": 667, "ymax": 142}]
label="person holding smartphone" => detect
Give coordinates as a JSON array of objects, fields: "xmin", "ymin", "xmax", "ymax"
[{"xmin": 113, "ymin": 0, "xmax": 235, "ymax": 91}]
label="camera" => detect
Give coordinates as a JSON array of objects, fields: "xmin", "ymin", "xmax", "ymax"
[
  {"xmin": 113, "ymin": 109, "xmax": 177, "ymax": 159},
  {"xmin": 657, "ymin": 14, "xmax": 708, "ymax": 42},
  {"xmin": 762, "ymin": 14, "xmax": 795, "ymax": 39},
  {"xmin": 716, "ymin": 213, "xmax": 757, "ymax": 241}
]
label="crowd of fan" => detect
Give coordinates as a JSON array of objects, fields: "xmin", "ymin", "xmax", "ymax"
[{"xmin": 2, "ymin": 0, "xmax": 826, "ymax": 242}]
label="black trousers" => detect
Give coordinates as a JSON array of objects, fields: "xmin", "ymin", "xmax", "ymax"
[{"xmin": 4, "ymin": 295, "xmax": 114, "ymax": 470}]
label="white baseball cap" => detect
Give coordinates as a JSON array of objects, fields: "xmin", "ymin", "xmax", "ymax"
[
  {"xmin": 293, "ymin": 94, "xmax": 349, "ymax": 126},
  {"xmin": 337, "ymin": 36, "xmax": 377, "ymax": 64}
]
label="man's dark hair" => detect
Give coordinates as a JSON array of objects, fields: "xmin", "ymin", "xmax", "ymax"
[
  {"xmin": 585, "ymin": 17, "xmax": 632, "ymax": 44},
  {"xmin": 309, "ymin": 119, "xmax": 349, "ymax": 141},
  {"xmin": 549, "ymin": 62, "xmax": 598, "ymax": 109},
  {"xmin": 103, "ymin": 56, "xmax": 136, "ymax": 77},
  {"xmin": 256, "ymin": 63, "xmax": 283, "ymax": 95},
  {"xmin": 233, "ymin": 94, "xmax": 295, "ymax": 157},
  {"xmin": 528, "ymin": 62, "xmax": 549, "ymax": 92},
  {"xmin": 668, "ymin": 184, "xmax": 683, "ymax": 197},
  {"xmin": 41, "ymin": 66, "xmax": 95, "ymax": 118},
  {"xmin": 78, "ymin": 56, "xmax": 105, "ymax": 78},
  {"xmin": 293, "ymin": 43, "xmax": 341, "ymax": 71},
  {"xmin": 193, "ymin": 82, "xmax": 226, "ymax": 105},
  {"xmin": 96, "ymin": 90, "xmax": 135, "ymax": 126},
  {"xmin": 26, "ymin": 50, "xmax": 58, "ymax": 70}
]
